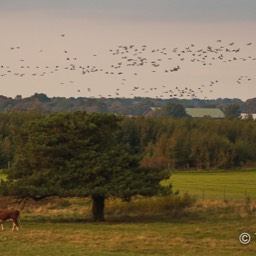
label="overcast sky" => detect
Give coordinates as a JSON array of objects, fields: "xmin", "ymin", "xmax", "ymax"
[
  {"xmin": 0, "ymin": 0, "xmax": 255, "ymax": 100},
  {"xmin": 1, "ymin": 0, "xmax": 256, "ymax": 21}
]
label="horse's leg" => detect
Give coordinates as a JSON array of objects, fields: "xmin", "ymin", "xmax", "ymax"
[
  {"xmin": 15, "ymin": 222, "xmax": 19, "ymax": 231},
  {"xmin": 12, "ymin": 221, "xmax": 19, "ymax": 231},
  {"xmin": 1, "ymin": 223, "xmax": 4, "ymax": 231},
  {"xmin": 17, "ymin": 215, "xmax": 21, "ymax": 230},
  {"xmin": 12, "ymin": 219, "xmax": 19, "ymax": 231}
]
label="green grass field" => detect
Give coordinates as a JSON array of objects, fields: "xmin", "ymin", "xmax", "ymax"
[
  {"xmin": 169, "ymin": 169, "xmax": 256, "ymax": 200},
  {"xmin": 1, "ymin": 216, "xmax": 256, "ymax": 256}
]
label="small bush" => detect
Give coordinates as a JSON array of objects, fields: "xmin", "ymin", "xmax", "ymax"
[{"xmin": 105, "ymin": 192, "xmax": 196, "ymax": 218}]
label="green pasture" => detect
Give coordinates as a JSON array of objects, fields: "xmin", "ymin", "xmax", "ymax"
[
  {"xmin": 169, "ymin": 169, "xmax": 256, "ymax": 200},
  {"xmin": 1, "ymin": 217, "xmax": 256, "ymax": 256}
]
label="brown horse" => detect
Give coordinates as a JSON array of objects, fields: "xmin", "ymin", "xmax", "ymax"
[{"xmin": 0, "ymin": 210, "xmax": 20, "ymax": 231}]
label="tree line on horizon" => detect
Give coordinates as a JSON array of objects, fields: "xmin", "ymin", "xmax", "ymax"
[{"xmin": 0, "ymin": 93, "xmax": 255, "ymax": 115}]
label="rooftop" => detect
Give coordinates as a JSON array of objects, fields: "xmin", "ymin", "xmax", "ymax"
[{"xmin": 186, "ymin": 108, "xmax": 225, "ymax": 118}]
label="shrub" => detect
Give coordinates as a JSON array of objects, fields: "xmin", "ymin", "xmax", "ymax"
[{"xmin": 105, "ymin": 192, "xmax": 196, "ymax": 218}]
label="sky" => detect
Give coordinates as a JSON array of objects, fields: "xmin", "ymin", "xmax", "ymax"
[{"xmin": 0, "ymin": 0, "xmax": 256, "ymax": 100}]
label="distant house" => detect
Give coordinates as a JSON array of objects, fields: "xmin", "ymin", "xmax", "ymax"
[
  {"xmin": 143, "ymin": 107, "xmax": 161, "ymax": 117},
  {"xmin": 186, "ymin": 108, "xmax": 225, "ymax": 118},
  {"xmin": 240, "ymin": 113, "xmax": 256, "ymax": 120},
  {"xmin": 143, "ymin": 107, "xmax": 225, "ymax": 118}
]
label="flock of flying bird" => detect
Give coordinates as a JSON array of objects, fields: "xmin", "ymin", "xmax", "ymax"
[{"xmin": 1, "ymin": 34, "xmax": 255, "ymax": 99}]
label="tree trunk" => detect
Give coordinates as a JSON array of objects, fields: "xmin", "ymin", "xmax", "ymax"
[{"xmin": 92, "ymin": 195, "xmax": 105, "ymax": 222}]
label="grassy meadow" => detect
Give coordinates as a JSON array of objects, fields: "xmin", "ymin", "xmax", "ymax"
[
  {"xmin": 169, "ymin": 169, "xmax": 256, "ymax": 200},
  {"xmin": 0, "ymin": 169, "xmax": 256, "ymax": 255},
  {"xmin": 1, "ymin": 216, "xmax": 256, "ymax": 256}
]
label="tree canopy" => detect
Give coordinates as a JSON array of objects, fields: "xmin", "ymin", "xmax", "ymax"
[
  {"xmin": 155, "ymin": 102, "xmax": 188, "ymax": 118},
  {"xmin": 0, "ymin": 111, "xmax": 171, "ymax": 221},
  {"xmin": 223, "ymin": 104, "xmax": 241, "ymax": 119}
]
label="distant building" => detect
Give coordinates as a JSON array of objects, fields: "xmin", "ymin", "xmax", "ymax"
[
  {"xmin": 143, "ymin": 107, "xmax": 225, "ymax": 118},
  {"xmin": 240, "ymin": 113, "xmax": 256, "ymax": 120},
  {"xmin": 142, "ymin": 107, "xmax": 161, "ymax": 117},
  {"xmin": 186, "ymin": 108, "xmax": 225, "ymax": 118}
]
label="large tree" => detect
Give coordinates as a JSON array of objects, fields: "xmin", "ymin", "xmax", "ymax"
[
  {"xmin": 155, "ymin": 103, "xmax": 188, "ymax": 118},
  {"xmin": 223, "ymin": 104, "xmax": 241, "ymax": 119},
  {"xmin": 0, "ymin": 111, "xmax": 171, "ymax": 221}
]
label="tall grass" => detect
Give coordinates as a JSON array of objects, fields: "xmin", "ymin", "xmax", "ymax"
[
  {"xmin": 1, "ymin": 193, "xmax": 195, "ymax": 223},
  {"xmin": 1, "ymin": 196, "xmax": 256, "ymax": 256},
  {"xmin": 2, "ymin": 218, "xmax": 256, "ymax": 256}
]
